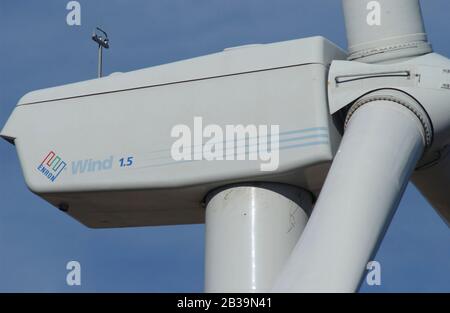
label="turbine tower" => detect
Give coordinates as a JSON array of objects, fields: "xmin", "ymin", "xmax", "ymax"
[{"xmin": 1, "ymin": 0, "xmax": 449, "ymax": 292}]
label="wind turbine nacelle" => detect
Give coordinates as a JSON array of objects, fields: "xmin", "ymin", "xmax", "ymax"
[{"xmin": 1, "ymin": 36, "xmax": 346, "ymax": 228}]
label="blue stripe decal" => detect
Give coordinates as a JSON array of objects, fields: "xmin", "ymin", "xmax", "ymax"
[
  {"xmin": 140, "ymin": 133, "xmax": 329, "ymax": 163},
  {"xmin": 141, "ymin": 127, "xmax": 329, "ymax": 157},
  {"xmin": 133, "ymin": 140, "xmax": 329, "ymax": 169}
]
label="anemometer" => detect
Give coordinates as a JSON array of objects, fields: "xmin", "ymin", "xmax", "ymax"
[{"xmin": 92, "ymin": 27, "xmax": 109, "ymax": 78}]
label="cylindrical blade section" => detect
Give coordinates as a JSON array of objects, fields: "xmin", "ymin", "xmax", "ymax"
[
  {"xmin": 274, "ymin": 100, "xmax": 426, "ymax": 292},
  {"xmin": 342, "ymin": 0, "xmax": 431, "ymax": 62}
]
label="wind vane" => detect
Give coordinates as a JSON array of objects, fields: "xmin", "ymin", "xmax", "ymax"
[{"xmin": 92, "ymin": 27, "xmax": 109, "ymax": 78}]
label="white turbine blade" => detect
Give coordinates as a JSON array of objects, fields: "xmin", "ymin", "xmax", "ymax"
[
  {"xmin": 342, "ymin": 0, "xmax": 431, "ymax": 63},
  {"xmin": 273, "ymin": 99, "xmax": 426, "ymax": 292}
]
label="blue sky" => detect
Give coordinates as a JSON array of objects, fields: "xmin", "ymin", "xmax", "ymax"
[{"xmin": 0, "ymin": 0, "xmax": 449, "ymax": 292}]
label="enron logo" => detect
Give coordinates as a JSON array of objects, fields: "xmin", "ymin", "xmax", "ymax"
[{"xmin": 37, "ymin": 151, "xmax": 67, "ymax": 182}]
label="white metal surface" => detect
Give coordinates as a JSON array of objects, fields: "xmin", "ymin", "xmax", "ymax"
[
  {"xmin": 328, "ymin": 53, "xmax": 450, "ymax": 226},
  {"xmin": 0, "ymin": 37, "xmax": 345, "ymax": 227},
  {"xmin": 274, "ymin": 99, "xmax": 426, "ymax": 292},
  {"xmin": 204, "ymin": 184, "xmax": 312, "ymax": 292},
  {"xmin": 342, "ymin": 0, "xmax": 431, "ymax": 63},
  {"xmin": 336, "ymin": 0, "xmax": 450, "ymax": 228},
  {"xmin": 11, "ymin": 37, "xmax": 344, "ymax": 105},
  {"xmin": 0, "ymin": 36, "xmax": 345, "ymax": 228}
]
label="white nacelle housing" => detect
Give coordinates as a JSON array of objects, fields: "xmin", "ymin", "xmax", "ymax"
[{"xmin": 1, "ymin": 36, "xmax": 346, "ymax": 228}]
